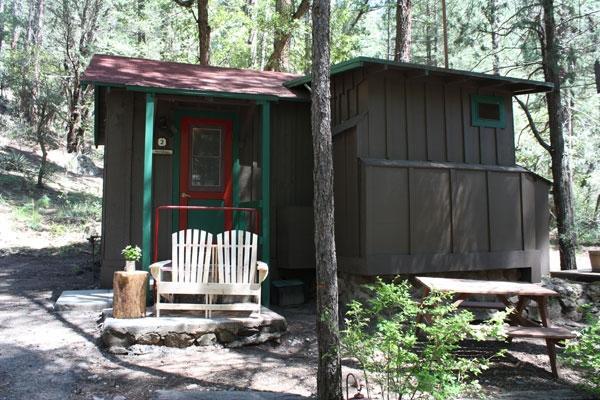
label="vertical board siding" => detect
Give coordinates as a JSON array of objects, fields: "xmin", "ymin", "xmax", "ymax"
[
  {"xmin": 102, "ymin": 89, "xmax": 134, "ymax": 283},
  {"xmin": 409, "ymin": 168, "xmax": 452, "ymax": 254},
  {"xmin": 406, "ymin": 81, "xmax": 428, "ymax": 160},
  {"xmin": 480, "ymin": 127, "xmax": 497, "ymax": 164},
  {"xmin": 488, "ymin": 172, "xmax": 523, "ymax": 251},
  {"xmin": 385, "ymin": 78, "xmax": 407, "ymax": 159},
  {"xmin": 521, "ymin": 173, "xmax": 537, "ymax": 250},
  {"xmin": 364, "ymin": 166, "xmax": 410, "ymax": 255},
  {"xmin": 534, "ymin": 179, "xmax": 551, "ymax": 280},
  {"xmin": 333, "ymin": 133, "xmax": 348, "ymax": 256},
  {"xmin": 425, "ymin": 82, "xmax": 446, "ymax": 162},
  {"xmin": 496, "ymin": 94, "xmax": 516, "ymax": 165},
  {"xmin": 452, "ymin": 170, "xmax": 490, "ymax": 252},
  {"xmin": 462, "ymin": 87, "xmax": 480, "ymax": 163},
  {"xmin": 367, "ymin": 75, "xmax": 387, "ymax": 158},
  {"xmin": 444, "ymin": 85, "xmax": 464, "ymax": 162},
  {"xmin": 330, "ymin": 69, "xmax": 515, "ymax": 166}
]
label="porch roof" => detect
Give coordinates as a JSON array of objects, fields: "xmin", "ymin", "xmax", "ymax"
[{"xmin": 82, "ymin": 54, "xmax": 308, "ymax": 100}]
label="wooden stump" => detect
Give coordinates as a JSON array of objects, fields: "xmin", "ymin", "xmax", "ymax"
[{"xmin": 113, "ymin": 271, "xmax": 148, "ymax": 319}]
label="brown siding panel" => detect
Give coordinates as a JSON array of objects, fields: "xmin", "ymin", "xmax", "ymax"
[
  {"xmin": 444, "ymin": 85, "xmax": 464, "ymax": 162},
  {"xmin": 409, "ymin": 168, "xmax": 452, "ymax": 254},
  {"xmin": 368, "ymin": 75, "xmax": 387, "ymax": 158},
  {"xmin": 480, "ymin": 127, "xmax": 497, "ymax": 165},
  {"xmin": 406, "ymin": 81, "xmax": 427, "ymax": 160},
  {"xmin": 488, "ymin": 172, "xmax": 523, "ymax": 251},
  {"xmin": 425, "ymin": 82, "xmax": 446, "ymax": 162},
  {"xmin": 386, "ymin": 78, "xmax": 407, "ymax": 159},
  {"xmin": 364, "ymin": 166, "xmax": 410, "ymax": 256},
  {"xmin": 521, "ymin": 173, "xmax": 537, "ymax": 250},
  {"xmin": 452, "ymin": 170, "xmax": 489, "ymax": 252},
  {"xmin": 496, "ymin": 94, "xmax": 516, "ymax": 165},
  {"xmin": 462, "ymin": 88, "xmax": 480, "ymax": 163}
]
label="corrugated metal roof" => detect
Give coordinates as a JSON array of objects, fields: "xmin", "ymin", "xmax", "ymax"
[
  {"xmin": 285, "ymin": 57, "xmax": 554, "ymax": 95},
  {"xmin": 81, "ymin": 54, "xmax": 307, "ymax": 100}
]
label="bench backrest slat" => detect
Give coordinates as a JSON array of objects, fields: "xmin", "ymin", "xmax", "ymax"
[
  {"xmin": 215, "ymin": 230, "xmax": 258, "ymax": 284},
  {"xmin": 172, "ymin": 229, "xmax": 213, "ymax": 283}
]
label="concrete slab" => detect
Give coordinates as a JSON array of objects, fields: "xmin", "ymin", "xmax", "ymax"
[
  {"xmin": 152, "ymin": 391, "xmax": 311, "ymax": 400},
  {"xmin": 101, "ymin": 306, "xmax": 287, "ymax": 349},
  {"xmin": 54, "ymin": 289, "xmax": 113, "ymax": 312}
]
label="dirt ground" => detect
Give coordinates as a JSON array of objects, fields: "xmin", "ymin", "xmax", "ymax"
[{"xmin": 0, "ymin": 245, "xmax": 597, "ymax": 400}]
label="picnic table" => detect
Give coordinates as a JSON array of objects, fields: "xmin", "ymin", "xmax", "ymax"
[{"xmin": 415, "ymin": 276, "xmax": 576, "ymax": 378}]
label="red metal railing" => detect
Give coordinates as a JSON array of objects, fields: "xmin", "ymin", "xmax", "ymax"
[{"xmin": 153, "ymin": 205, "xmax": 260, "ymax": 263}]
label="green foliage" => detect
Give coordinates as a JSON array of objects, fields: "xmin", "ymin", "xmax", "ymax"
[
  {"xmin": 563, "ymin": 309, "xmax": 600, "ymax": 395},
  {"xmin": 341, "ymin": 279, "xmax": 507, "ymax": 400},
  {"xmin": 121, "ymin": 245, "xmax": 142, "ymax": 261},
  {"xmin": 0, "ymin": 150, "xmax": 32, "ymax": 174}
]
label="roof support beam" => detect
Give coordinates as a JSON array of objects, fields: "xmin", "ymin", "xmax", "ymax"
[
  {"xmin": 142, "ymin": 93, "xmax": 155, "ymax": 274},
  {"xmin": 259, "ymin": 100, "xmax": 271, "ymax": 306}
]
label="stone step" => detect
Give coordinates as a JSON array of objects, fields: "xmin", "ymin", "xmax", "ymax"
[{"xmin": 53, "ymin": 289, "xmax": 113, "ymax": 312}]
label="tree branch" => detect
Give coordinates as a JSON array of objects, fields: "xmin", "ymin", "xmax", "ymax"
[
  {"xmin": 172, "ymin": 0, "xmax": 194, "ymax": 7},
  {"xmin": 514, "ymin": 96, "xmax": 552, "ymax": 152}
]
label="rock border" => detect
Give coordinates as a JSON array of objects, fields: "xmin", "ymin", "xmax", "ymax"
[{"xmin": 100, "ymin": 307, "xmax": 287, "ymax": 351}]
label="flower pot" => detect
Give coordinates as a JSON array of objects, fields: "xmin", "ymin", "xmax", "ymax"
[
  {"xmin": 124, "ymin": 260, "xmax": 136, "ymax": 272},
  {"xmin": 590, "ymin": 250, "xmax": 600, "ymax": 273}
]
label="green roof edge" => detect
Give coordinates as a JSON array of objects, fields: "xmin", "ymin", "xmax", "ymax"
[{"xmin": 283, "ymin": 56, "xmax": 554, "ymax": 93}]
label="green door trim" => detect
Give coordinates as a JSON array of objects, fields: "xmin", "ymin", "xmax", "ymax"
[{"xmin": 142, "ymin": 93, "xmax": 155, "ymax": 271}]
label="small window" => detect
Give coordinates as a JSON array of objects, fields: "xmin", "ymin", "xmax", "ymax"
[
  {"xmin": 190, "ymin": 127, "xmax": 223, "ymax": 190},
  {"xmin": 471, "ymin": 95, "xmax": 506, "ymax": 128}
]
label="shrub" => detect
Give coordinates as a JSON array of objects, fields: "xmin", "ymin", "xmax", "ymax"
[
  {"xmin": 563, "ymin": 309, "xmax": 600, "ymax": 395},
  {"xmin": 341, "ymin": 278, "xmax": 507, "ymax": 400},
  {"xmin": 121, "ymin": 245, "xmax": 142, "ymax": 262},
  {"xmin": 0, "ymin": 150, "xmax": 31, "ymax": 173}
]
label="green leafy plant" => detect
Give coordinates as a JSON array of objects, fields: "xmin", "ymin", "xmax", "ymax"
[
  {"xmin": 341, "ymin": 278, "xmax": 507, "ymax": 400},
  {"xmin": 563, "ymin": 307, "xmax": 600, "ymax": 395},
  {"xmin": 121, "ymin": 245, "xmax": 142, "ymax": 262},
  {"xmin": 0, "ymin": 150, "xmax": 31, "ymax": 173}
]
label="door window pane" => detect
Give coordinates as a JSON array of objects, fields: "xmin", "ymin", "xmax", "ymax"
[{"xmin": 190, "ymin": 127, "xmax": 222, "ymax": 189}]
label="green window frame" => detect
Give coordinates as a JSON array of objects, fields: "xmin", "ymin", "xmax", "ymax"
[{"xmin": 471, "ymin": 95, "xmax": 506, "ymax": 129}]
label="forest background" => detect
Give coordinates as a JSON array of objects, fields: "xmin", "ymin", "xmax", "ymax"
[{"xmin": 0, "ymin": 0, "xmax": 598, "ymax": 247}]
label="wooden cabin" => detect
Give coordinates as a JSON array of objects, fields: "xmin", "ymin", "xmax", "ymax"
[{"xmin": 83, "ymin": 55, "xmax": 553, "ymax": 303}]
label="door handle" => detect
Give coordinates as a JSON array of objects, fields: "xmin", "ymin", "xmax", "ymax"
[{"xmin": 180, "ymin": 192, "xmax": 191, "ymax": 198}]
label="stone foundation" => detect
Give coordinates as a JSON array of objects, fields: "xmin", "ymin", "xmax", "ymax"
[
  {"xmin": 100, "ymin": 307, "xmax": 287, "ymax": 351},
  {"xmin": 536, "ymin": 277, "xmax": 600, "ymax": 321}
]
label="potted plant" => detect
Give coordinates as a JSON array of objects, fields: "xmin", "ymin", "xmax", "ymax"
[
  {"xmin": 589, "ymin": 247, "xmax": 600, "ymax": 272},
  {"xmin": 121, "ymin": 245, "xmax": 142, "ymax": 272}
]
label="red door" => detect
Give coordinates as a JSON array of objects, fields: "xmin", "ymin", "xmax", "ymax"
[{"xmin": 179, "ymin": 117, "xmax": 233, "ymax": 232}]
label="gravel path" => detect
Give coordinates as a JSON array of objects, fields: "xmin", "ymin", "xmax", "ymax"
[{"xmin": 0, "ymin": 244, "xmax": 596, "ymax": 400}]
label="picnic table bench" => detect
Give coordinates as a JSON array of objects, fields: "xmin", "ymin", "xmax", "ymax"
[{"xmin": 415, "ymin": 276, "xmax": 576, "ymax": 378}]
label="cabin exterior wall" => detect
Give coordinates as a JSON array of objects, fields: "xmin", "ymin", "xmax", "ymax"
[
  {"xmin": 331, "ymin": 68, "xmax": 550, "ymax": 282},
  {"xmin": 98, "ymin": 89, "xmax": 313, "ymax": 287}
]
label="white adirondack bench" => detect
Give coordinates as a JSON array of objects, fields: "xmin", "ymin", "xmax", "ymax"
[{"xmin": 149, "ymin": 229, "xmax": 268, "ymax": 317}]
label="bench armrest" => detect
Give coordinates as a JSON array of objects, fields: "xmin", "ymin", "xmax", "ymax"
[
  {"xmin": 257, "ymin": 261, "xmax": 269, "ymax": 283},
  {"xmin": 149, "ymin": 260, "xmax": 172, "ymax": 282}
]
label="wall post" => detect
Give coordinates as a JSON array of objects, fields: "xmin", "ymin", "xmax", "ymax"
[{"xmin": 260, "ymin": 100, "xmax": 271, "ymax": 306}]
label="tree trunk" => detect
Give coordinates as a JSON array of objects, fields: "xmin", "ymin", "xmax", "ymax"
[
  {"xmin": 0, "ymin": 0, "xmax": 6, "ymax": 53},
  {"xmin": 488, "ymin": 0, "xmax": 500, "ymax": 74},
  {"xmin": 265, "ymin": 0, "xmax": 309, "ymax": 71},
  {"xmin": 393, "ymin": 0, "xmax": 411, "ymax": 62},
  {"xmin": 36, "ymin": 130, "xmax": 47, "ymax": 187},
  {"xmin": 197, "ymin": 0, "xmax": 210, "ymax": 65},
  {"xmin": 541, "ymin": 0, "xmax": 577, "ymax": 270},
  {"xmin": 311, "ymin": 0, "xmax": 342, "ymax": 397},
  {"xmin": 113, "ymin": 271, "xmax": 148, "ymax": 319}
]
